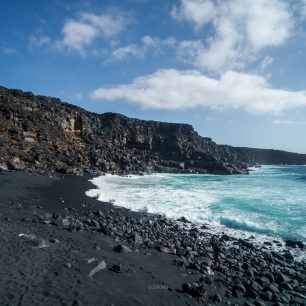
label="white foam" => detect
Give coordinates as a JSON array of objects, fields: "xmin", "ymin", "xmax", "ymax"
[
  {"xmin": 86, "ymin": 170, "xmax": 306, "ymax": 244},
  {"xmin": 86, "ymin": 174, "xmax": 215, "ymax": 221}
]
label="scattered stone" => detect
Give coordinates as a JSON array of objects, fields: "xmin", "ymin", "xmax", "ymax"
[
  {"xmin": 177, "ymin": 216, "xmax": 190, "ymax": 223},
  {"xmin": 203, "ymin": 266, "xmax": 214, "ymax": 275},
  {"xmin": 285, "ymin": 240, "xmax": 304, "ymax": 249},
  {"xmin": 212, "ymin": 294, "xmax": 222, "ymax": 303},
  {"xmin": 43, "ymin": 213, "xmax": 53, "ymax": 220},
  {"xmin": 110, "ymin": 264, "xmax": 122, "ymax": 273},
  {"xmin": 62, "ymin": 218, "xmax": 70, "ymax": 227},
  {"xmin": 260, "ymin": 290, "xmax": 273, "ymax": 301},
  {"xmin": 7, "ymin": 157, "xmax": 25, "ymax": 171},
  {"xmin": 158, "ymin": 246, "xmax": 176, "ymax": 255},
  {"xmin": 24, "ymin": 192, "xmax": 306, "ymax": 306},
  {"xmin": 38, "ymin": 240, "xmax": 50, "ymax": 248},
  {"xmin": 254, "ymin": 300, "xmax": 266, "ymax": 306},
  {"xmin": 275, "ymin": 272, "xmax": 290, "ymax": 284},
  {"xmin": 49, "ymin": 238, "xmax": 60, "ymax": 243},
  {"xmin": 72, "ymin": 300, "xmax": 82, "ymax": 306},
  {"xmin": 88, "ymin": 261, "xmax": 107, "ymax": 279},
  {"xmin": 182, "ymin": 283, "xmax": 205, "ymax": 298},
  {"xmin": 0, "ymin": 163, "xmax": 8, "ymax": 171},
  {"xmin": 113, "ymin": 244, "xmax": 132, "ymax": 253},
  {"xmin": 130, "ymin": 232, "xmax": 142, "ymax": 245}
]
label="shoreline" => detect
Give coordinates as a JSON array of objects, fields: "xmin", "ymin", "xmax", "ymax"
[
  {"xmin": 0, "ymin": 171, "xmax": 305, "ymax": 305},
  {"xmin": 86, "ymin": 169, "xmax": 306, "ymax": 248}
]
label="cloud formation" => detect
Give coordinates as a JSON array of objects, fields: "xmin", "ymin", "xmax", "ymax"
[
  {"xmin": 59, "ymin": 13, "xmax": 126, "ymax": 54},
  {"xmin": 173, "ymin": 0, "xmax": 293, "ymax": 73},
  {"xmin": 91, "ymin": 69, "xmax": 306, "ymax": 114},
  {"xmin": 29, "ymin": 11, "xmax": 127, "ymax": 56},
  {"xmin": 111, "ymin": 36, "xmax": 176, "ymax": 61}
]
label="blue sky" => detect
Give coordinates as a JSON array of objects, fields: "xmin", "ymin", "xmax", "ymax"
[{"xmin": 1, "ymin": 0, "xmax": 306, "ymax": 153}]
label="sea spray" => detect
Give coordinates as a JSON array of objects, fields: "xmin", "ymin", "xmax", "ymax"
[{"xmin": 86, "ymin": 165, "xmax": 306, "ymax": 242}]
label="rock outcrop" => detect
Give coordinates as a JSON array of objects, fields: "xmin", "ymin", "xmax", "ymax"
[
  {"xmin": 221, "ymin": 146, "xmax": 306, "ymax": 165},
  {"xmin": 1, "ymin": 86, "xmax": 305, "ymax": 176},
  {"xmin": 0, "ymin": 86, "xmax": 248, "ymax": 175}
]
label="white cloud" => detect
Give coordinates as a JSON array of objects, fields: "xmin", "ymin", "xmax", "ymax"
[
  {"xmin": 142, "ymin": 36, "xmax": 176, "ymax": 48},
  {"xmin": 111, "ymin": 36, "xmax": 176, "ymax": 61},
  {"xmin": 173, "ymin": 0, "xmax": 293, "ymax": 73},
  {"xmin": 260, "ymin": 56, "xmax": 274, "ymax": 71},
  {"xmin": 91, "ymin": 69, "xmax": 306, "ymax": 114},
  {"xmin": 28, "ymin": 35, "xmax": 52, "ymax": 49},
  {"xmin": 59, "ymin": 13, "xmax": 126, "ymax": 54},
  {"xmin": 60, "ymin": 20, "xmax": 99, "ymax": 53},
  {"xmin": 81, "ymin": 13, "xmax": 125, "ymax": 38},
  {"xmin": 29, "ymin": 12, "xmax": 127, "ymax": 55},
  {"xmin": 112, "ymin": 44, "xmax": 144, "ymax": 60},
  {"xmin": 0, "ymin": 46, "xmax": 18, "ymax": 55},
  {"xmin": 171, "ymin": 0, "xmax": 216, "ymax": 29}
]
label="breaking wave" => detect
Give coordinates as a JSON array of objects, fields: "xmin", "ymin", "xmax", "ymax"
[{"xmin": 86, "ymin": 165, "xmax": 306, "ymax": 242}]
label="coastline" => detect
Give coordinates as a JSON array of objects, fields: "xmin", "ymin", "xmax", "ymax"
[
  {"xmin": 0, "ymin": 171, "xmax": 305, "ymax": 305},
  {"xmin": 86, "ymin": 168, "xmax": 306, "ymax": 247}
]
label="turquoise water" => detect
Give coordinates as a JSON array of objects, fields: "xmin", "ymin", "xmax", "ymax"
[{"xmin": 86, "ymin": 165, "xmax": 306, "ymax": 242}]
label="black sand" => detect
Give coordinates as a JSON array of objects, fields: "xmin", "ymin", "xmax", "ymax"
[{"xmin": 0, "ymin": 172, "xmax": 305, "ymax": 306}]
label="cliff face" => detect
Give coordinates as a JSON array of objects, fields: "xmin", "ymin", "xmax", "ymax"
[
  {"xmin": 222, "ymin": 146, "xmax": 306, "ymax": 165},
  {"xmin": 1, "ymin": 86, "xmax": 305, "ymax": 176},
  {"xmin": 0, "ymin": 86, "xmax": 247, "ymax": 175}
]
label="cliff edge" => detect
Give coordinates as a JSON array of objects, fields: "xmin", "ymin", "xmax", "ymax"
[
  {"xmin": 1, "ymin": 86, "xmax": 305, "ymax": 176},
  {"xmin": 0, "ymin": 86, "xmax": 247, "ymax": 175}
]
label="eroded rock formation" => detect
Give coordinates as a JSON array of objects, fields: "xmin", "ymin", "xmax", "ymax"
[
  {"xmin": 0, "ymin": 86, "xmax": 247, "ymax": 175},
  {"xmin": 1, "ymin": 86, "xmax": 305, "ymax": 176}
]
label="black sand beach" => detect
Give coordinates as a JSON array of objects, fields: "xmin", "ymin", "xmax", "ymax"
[{"xmin": 0, "ymin": 171, "xmax": 305, "ymax": 306}]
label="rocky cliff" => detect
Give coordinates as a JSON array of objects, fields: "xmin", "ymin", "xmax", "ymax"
[
  {"xmin": 222, "ymin": 146, "xmax": 306, "ymax": 165},
  {"xmin": 0, "ymin": 86, "xmax": 247, "ymax": 175},
  {"xmin": 1, "ymin": 86, "xmax": 305, "ymax": 176}
]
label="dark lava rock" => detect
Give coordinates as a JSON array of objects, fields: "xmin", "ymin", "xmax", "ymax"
[
  {"xmin": 211, "ymin": 294, "xmax": 222, "ymax": 303},
  {"xmin": 285, "ymin": 240, "xmax": 305, "ymax": 249},
  {"xmin": 260, "ymin": 290, "xmax": 273, "ymax": 301},
  {"xmin": 254, "ymin": 300, "xmax": 266, "ymax": 306},
  {"xmin": 274, "ymin": 272, "xmax": 290, "ymax": 284},
  {"xmin": 1, "ymin": 86, "xmax": 305, "ymax": 176},
  {"xmin": 130, "ymin": 232, "xmax": 142, "ymax": 245},
  {"xmin": 182, "ymin": 283, "xmax": 205, "ymax": 298},
  {"xmin": 264, "ymin": 283, "xmax": 279, "ymax": 294},
  {"xmin": 110, "ymin": 264, "xmax": 122, "ymax": 273},
  {"xmin": 113, "ymin": 244, "xmax": 132, "ymax": 253},
  {"xmin": 0, "ymin": 86, "xmax": 252, "ymax": 176},
  {"xmin": 158, "ymin": 246, "xmax": 177, "ymax": 255},
  {"xmin": 220, "ymin": 234, "xmax": 232, "ymax": 241},
  {"xmin": 177, "ymin": 216, "xmax": 190, "ymax": 223}
]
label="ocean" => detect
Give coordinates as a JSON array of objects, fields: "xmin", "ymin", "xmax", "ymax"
[{"xmin": 86, "ymin": 165, "xmax": 306, "ymax": 243}]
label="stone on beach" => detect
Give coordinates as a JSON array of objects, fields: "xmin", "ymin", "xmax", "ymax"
[
  {"xmin": 113, "ymin": 244, "xmax": 132, "ymax": 253},
  {"xmin": 158, "ymin": 246, "xmax": 177, "ymax": 255},
  {"xmin": 88, "ymin": 261, "xmax": 107, "ymax": 279}
]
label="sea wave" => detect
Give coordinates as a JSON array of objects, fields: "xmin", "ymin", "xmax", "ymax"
[
  {"xmin": 86, "ymin": 166, "xmax": 306, "ymax": 243},
  {"xmin": 219, "ymin": 216, "xmax": 275, "ymax": 236}
]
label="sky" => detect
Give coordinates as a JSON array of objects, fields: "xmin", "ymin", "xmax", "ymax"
[{"xmin": 1, "ymin": 0, "xmax": 306, "ymax": 153}]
